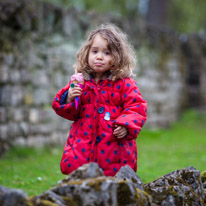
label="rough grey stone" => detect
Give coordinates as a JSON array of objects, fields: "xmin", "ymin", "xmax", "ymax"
[
  {"xmin": 26, "ymin": 135, "xmax": 51, "ymax": 147},
  {"xmin": 29, "ymin": 108, "xmax": 39, "ymax": 123},
  {"xmin": 59, "ymin": 163, "xmax": 104, "ymax": 184},
  {"xmin": 8, "ymin": 122, "xmax": 21, "ymax": 138},
  {"xmin": 29, "ymin": 123, "xmax": 52, "ymax": 135},
  {"xmin": 51, "ymin": 131, "xmax": 68, "ymax": 146},
  {"xmin": 3, "ymin": 53, "xmax": 15, "ymax": 66},
  {"xmin": 62, "ymin": 12, "xmax": 80, "ymax": 37},
  {"xmin": 0, "ymin": 185, "xmax": 28, "ymax": 206},
  {"xmin": 10, "ymin": 69, "xmax": 21, "ymax": 84},
  {"xmin": 37, "ymin": 163, "xmax": 152, "ymax": 206},
  {"xmin": 10, "ymin": 86, "xmax": 24, "ymax": 106},
  {"xmin": 32, "ymin": 190, "xmax": 66, "ymax": 206},
  {"xmin": 33, "ymin": 88, "xmax": 50, "ymax": 105},
  {"xmin": 1, "ymin": 164, "xmax": 206, "ymax": 206},
  {"xmin": 9, "ymin": 108, "xmax": 24, "ymax": 122},
  {"xmin": 32, "ymin": 69, "xmax": 49, "ymax": 87},
  {"xmin": 144, "ymin": 166, "xmax": 205, "ymax": 206},
  {"xmin": 0, "ymin": 65, "xmax": 9, "ymax": 83},
  {"xmin": 19, "ymin": 122, "xmax": 29, "ymax": 136},
  {"xmin": 115, "ymin": 165, "xmax": 144, "ymax": 190},
  {"xmin": 13, "ymin": 137, "xmax": 27, "ymax": 147},
  {"xmin": 53, "ymin": 72, "xmax": 66, "ymax": 88},
  {"xmin": 20, "ymin": 69, "xmax": 31, "ymax": 83},
  {"xmin": 0, "ymin": 107, "xmax": 7, "ymax": 123},
  {"xmin": 0, "ymin": 85, "xmax": 11, "ymax": 106},
  {"xmin": 28, "ymin": 52, "xmax": 44, "ymax": 68},
  {"xmin": 0, "ymin": 125, "xmax": 8, "ymax": 140}
]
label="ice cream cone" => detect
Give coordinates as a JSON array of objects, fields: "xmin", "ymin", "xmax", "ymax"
[{"xmin": 70, "ymin": 73, "xmax": 84, "ymax": 109}]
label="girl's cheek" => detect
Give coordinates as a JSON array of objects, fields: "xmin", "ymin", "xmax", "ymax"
[
  {"xmin": 109, "ymin": 59, "xmax": 116, "ymax": 68},
  {"xmin": 110, "ymin": 56, "xmax": 116, "ymax": 65}
]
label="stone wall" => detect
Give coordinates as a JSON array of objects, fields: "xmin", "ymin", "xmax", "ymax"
[
  {"xmin": 0, "ymin": 35, "xmax": 79, "ymax": 152},
  {"xmin": 0, "ymin": 0, "xmax": 206, "ymax": 153}
]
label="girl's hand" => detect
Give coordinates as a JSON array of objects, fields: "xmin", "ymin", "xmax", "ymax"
[
  {"xmin": 66, "ymin": 84, "xmax": 82, "ymax": 103},
  {"xmin": 113, "ymin": 125, "xmax": 128, "ymax": 139}
]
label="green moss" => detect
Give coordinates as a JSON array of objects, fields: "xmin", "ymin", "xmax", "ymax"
[
  {"xmin": 71, "ymin": 194, "xmax": 83, "ymax": 206},
  {"xmin": 0, "ymin": 37, "xmax": 14, "ymax": 53},
  {"xmin": 58, "ymin": 178, "xmax": 87, "ymax": 187},
  {"xmin": 145, "ymin": 185, "xmax": 183, "ymax": 205},
  {"xmin": 158, "ymin": 50, "xmax": 170, "ymax": 73},
  {"xmin": 62, "ymin": 196, "xmax": 79, "ymax": 206},
  {"xmin": 117, "ymin": 182, "xmax": 136, "ymax": 206},
  {"xmin": 65, "ymin": 180, "xmax": 85, "ymax": 185},
  {"xmin": 29, "ymin": 196, "xmax": 58, "ymax": 206},
  {"xmin": 36, "ymin": 200, "xmax": 58, "ymax": 206},
  {"xmin": 131, "ymin": 177, "xmax": 137, "ymax": 183},
  {"xmin": 145, "ymin": 182, "xmax": 205, "ymax": 206},
  {"xmin": 135, "ymin": 188, "xmax": 152, "ymax": 206},
  {"xmin": 85, "ymin": 177, "xmax": 109, "ymax": 192},
  {"xmin": 201, "ymin": 170, "xmax": 206, "ymax": 183}
]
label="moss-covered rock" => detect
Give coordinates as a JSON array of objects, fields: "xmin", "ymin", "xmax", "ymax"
[
  {"xmin": 201, "ymin": 170, "xmax": 206, "ymax": 183},
  {"xmin": 0, "ymin": 185, "xmax": 29, "ymax": 206},
  {"xmin": 144, "ymin": 166, "xmax": 205, "ymax": 206},
  {"xmin": 31, "ymin": 164, "xmax": 152, "ymax": 206},
  {"xmin": 1, "ymin": 164, "xmax": 206, "ymax": 206}
]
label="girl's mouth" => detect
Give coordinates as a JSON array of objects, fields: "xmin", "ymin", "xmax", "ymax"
[{"xmin": 95, "ymin": 63, "xmax": 104, "ymax": 66}]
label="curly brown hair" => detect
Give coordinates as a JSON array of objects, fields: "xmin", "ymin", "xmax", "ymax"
[{"xmin": 74, "ymin": 24, "xmax": 137, "ymax": 81}]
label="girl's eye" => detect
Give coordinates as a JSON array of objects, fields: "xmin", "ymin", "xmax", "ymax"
[
  {"xmin": 92, "ymin": 50, "xmax": 97, "ymax": 54},
  {"xmin": 104, "ymin": 51, "xmax": 110, "ymax": 55}
]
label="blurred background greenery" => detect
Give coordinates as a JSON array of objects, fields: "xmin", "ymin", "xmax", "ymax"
[
  {"xmin": 0, "ymin": 0, "xmax": 206, "ymax": 196},
  {"xmin": 43, "ymin": 0, "xmax": 206, "ymax": 34}
]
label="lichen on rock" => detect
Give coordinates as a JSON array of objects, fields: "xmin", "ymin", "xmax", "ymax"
[
  {"xmin": 1, "ymin": 164, "xmax": 206, "ymax": 206},
  {"xmin": 144, "ymin": 166, "xmax": 205, "ymax": 205},
  {"xmin": 201, "ymin": 170, "xmax": 206, "ymax": 183}
]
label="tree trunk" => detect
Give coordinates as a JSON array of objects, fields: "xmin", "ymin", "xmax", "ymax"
[{"xmin": 147, "ymin": 0, "xmax": 170, "ymax": 26}]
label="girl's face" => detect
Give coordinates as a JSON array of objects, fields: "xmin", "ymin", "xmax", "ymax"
[{"xmin": 88, "ymin": 34, "xmax": 112, "ymax": 79}]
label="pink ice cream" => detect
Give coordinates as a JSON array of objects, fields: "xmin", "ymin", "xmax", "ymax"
[{"xmin": 71, "ymin": 73, "xmax": 84, "ymax": 82}]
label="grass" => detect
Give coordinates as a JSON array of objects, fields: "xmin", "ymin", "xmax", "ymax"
[
  {"xmin": 0, "ymin": 147, "xmax": 65, "ymax": 195},
  {"xmin": 137, "ymin": 109, "xmax": 206, "ymax": 183},
  {"xmin": 0, "ymin": 110, "xmax": 206, "ymax": 196}
]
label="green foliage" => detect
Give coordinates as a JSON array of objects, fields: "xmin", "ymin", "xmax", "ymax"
[
  {"xmin": 41, "ymin": 0, "xmax": 139, "ymax": 16},
  {"xmin": 41, "ymin": 0, "xmax": 206, "ymax": 33},
  {"xmin": 84, "ymin": 0, "xmax": 139, "ymax": 16},
  {"xmin": 0, "ymin": 110, "xmax": 205, "ymax": 195},
  {"xmin": 169, "ymin": 0, "xmax": 206, "ymax": 33},
  {"xmin": 41, "ymin": 0, "xmax": 85, "ymax": 10}
]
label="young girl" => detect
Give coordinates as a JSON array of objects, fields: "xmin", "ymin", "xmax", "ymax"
[{"xmin": 52, "ymin": 24, "xmax": 147, "ymax": 176}]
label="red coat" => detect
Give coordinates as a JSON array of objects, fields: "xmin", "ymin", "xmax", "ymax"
[{"xmin": 52, "ymin": 75, "xmax": 147, "ymax": 176}]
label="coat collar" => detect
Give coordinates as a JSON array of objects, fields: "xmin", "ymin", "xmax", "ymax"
[{"xmin": 82, "ymin": 70, "xmax": 113, "ymax": 81}]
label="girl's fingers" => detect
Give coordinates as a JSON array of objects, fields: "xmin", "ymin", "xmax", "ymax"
[
  {"xmin": 117, "ymin": 131, "xmax": 127, "ymax": 139},
  {"xmin": 67, "ymin": 86, "xmax": 82, "ymax": 103},
  {"xmin": 114, "ymin": 126, "xmax": 125, "ymax": 133},
  {"xmin": 116, "ymin": 134, "xmax": 125, "ymax": 139},
  {"xmin": 70, "ymin": 87, "xmax": 82, "ymax": 93},
  {"xmin": 71, "ymin": 90, "xmax": 82, "ymax": 96},
  {"xmin": 116, "ymin": 130, "xmax": 127, "ymax": 138},
  {"xmin": 113, "ymin": 125, "xmax": 127, "ymax": 138},
  {"xmin": 70, "ymin": 86, "xmax": 82, "ymax": 95},
  {"xmin": 113, "ymin": 125, "xmax": 122, "ymax": 132}
]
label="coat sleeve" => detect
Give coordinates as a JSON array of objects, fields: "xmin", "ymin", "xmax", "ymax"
[
  {"xmin": 114, "ymin": 78, "xmax": 147, "ymax": 140},
  {"xmin": 52, "ymin": 81, "xmax": 81, "ymax": 121}
]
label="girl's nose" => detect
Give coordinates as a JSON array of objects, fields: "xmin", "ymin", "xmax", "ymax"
[{"xmin": 96, "ymin": 52, "xmax": 103, "ymax": 59}]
